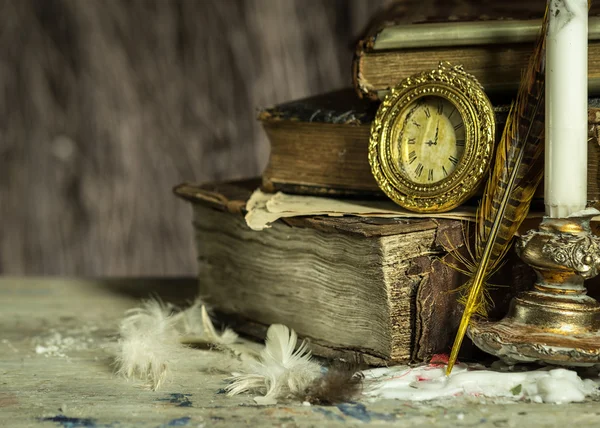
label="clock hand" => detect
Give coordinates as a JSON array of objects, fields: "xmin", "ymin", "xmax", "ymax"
[{"xmin": 426, "ymin": 121, "xmax": 440, "ymax": 147}]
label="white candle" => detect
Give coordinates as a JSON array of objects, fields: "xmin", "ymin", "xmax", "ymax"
[{"xmin": 545, "ymin": 0, "xmax": 588, "ymax": 218}]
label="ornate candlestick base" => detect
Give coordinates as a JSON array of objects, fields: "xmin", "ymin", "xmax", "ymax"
[{"xmin": 468, "ymin": 211, "xmax": 600, "ymax": 366}]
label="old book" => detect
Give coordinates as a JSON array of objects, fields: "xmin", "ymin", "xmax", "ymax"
[
  {"xmin": 259, "ymin": 89, "xmax": 379, "ymax": 197},
  {"xmin": 353, "ymin": 17, "xmax": 600, "ymax": 100},
  {"xmin": 260, "ymin": 90, "xmax": 600, "ymax": 206},
  {"xmin": 174, "ymin": 180, "xmax": 467, "ymax": 365}
]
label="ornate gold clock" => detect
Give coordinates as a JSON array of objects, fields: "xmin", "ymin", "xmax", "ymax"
[{"xmin": 369, "ymin": 62, "xmax": 495, "ymax": 213}]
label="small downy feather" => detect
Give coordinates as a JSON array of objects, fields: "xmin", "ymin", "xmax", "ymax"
[
  {"xmin": 226, "ymin": 324, "xmax": 321, "ymax": 405},
  {"xmin": 115, "ymin": 299, "xmax": 181, "ymax": 390},
  {"xmin": 174, "ymin": 300, "xmax": 238, "ymax": 346},
  {"xmin": 115, "ymin": 297, "xmax": 238, "ymax": 390},
  {"xmin": 199, "ymin": 305, "xmax": 238, "ymax": 345},
  {"xmin": 446, "ymin": 4, "xmax": 549, "ymax": 375},
  {"xmin": 300, "ymin": 359, "xmax": 364, "ymax": 405}
]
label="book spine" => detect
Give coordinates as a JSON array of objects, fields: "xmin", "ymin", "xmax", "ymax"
[{"xmin": 352, "ymin": 36, "xmax": 380, "ymax": 101}]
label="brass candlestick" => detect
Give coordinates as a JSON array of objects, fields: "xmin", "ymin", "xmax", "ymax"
[{"xmin": 469, "ymin": 210, "xmax": 600, "ymax": 366}]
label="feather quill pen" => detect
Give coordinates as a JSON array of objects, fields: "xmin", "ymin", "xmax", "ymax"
[{"xmin": 446, "ymin": 6, "xmax": 549, "ymax": 375}]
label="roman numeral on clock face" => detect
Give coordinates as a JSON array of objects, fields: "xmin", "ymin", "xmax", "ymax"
[
  {"xmin": 428, "ymin": 168, "xmax": 434, "ymax": 181},
  {"xmin": 408, "ymin": 150, "xmax": 417, "ymax": 164},
  {"xmin": 415, "ymin": 163, "xmax": 423, "ymax": 177},
  {"xmin": 449, "ymin": 156, "xmax": 459, "ymax": 166},
  {"xmin": 456, "ymin": 139, "xmax": 465, "ymax": 147},
  {"xmin": 453, "ymin": 123, "xmax": 463, "ymax": 131},
  {"xmin": 424, "ymin": 107, "xmax": 431, "ymax": 118}
]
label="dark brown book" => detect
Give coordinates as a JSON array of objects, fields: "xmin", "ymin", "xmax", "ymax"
[
  {"xmin": 260, "ymin": 90, "xmax": 600, "ymax": 206},
  {"xmin": 174, "ymin": 180, "xmax": 469, "ymax": 365},
  {"xmin": 259, "ymin": 89, "xmax": 379, "ymax": 197},
  {"xmin": 353, "ymin": 15, "xmax": 600, "ymax": 100}
]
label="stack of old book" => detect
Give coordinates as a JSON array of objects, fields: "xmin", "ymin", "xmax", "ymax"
[{"xmin": 175, "ymin": 7, "xmax": 600, "ymax": 365}]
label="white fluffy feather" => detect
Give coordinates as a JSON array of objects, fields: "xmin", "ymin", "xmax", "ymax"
[
  {"xmin": 226, "ymin": 324, "xmax": 321, "ymax": 404},
  {"xmin": 199, "ymin": 305, "xmax": 238, "ymax": 345},
  {"xmin": 115, "ymin": 297, "xmax": 239, "ymax": 390},
  {"xmin": 174, "ymin": 300, "xmax": 238, "ymax": 346},
  {"xmin": 171, "ymin": 298, "xmax": 206, "ymax": 337},
  {"xmin": 115, "ymin": 299, "xmax": 180, "ymax": 390}
]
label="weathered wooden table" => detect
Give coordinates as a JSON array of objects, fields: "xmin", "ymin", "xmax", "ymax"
[{"xmin": 2, "ymin": 277, "xmax": 600, "ymax": 427}]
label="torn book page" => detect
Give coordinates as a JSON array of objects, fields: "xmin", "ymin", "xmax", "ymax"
[{"xmin": 244, "ymin": 189, "xmax": 478, "ymax": 231}]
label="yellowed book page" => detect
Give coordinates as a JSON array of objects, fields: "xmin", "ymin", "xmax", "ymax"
[{"xmin": 244, "ymin": 189, "xmax": 478, "ymax": 231}]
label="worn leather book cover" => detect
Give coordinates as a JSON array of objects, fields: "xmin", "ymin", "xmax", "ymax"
[
  {"xmin": 260, "ymin": 90, "xmax": 600, "ymax": 205},
  {"xmin": 352, "ymin": 3, "xmax": 600, "ymax": 100},
  {"xmin": 174, "ymin": 180, "xmax": 600, "ymax": 364},
  {"xmin": 174, "ymin": 180, "xmax": 471, "ymax": 365},
  {"xmin": 259, "ymin": 89, "xmax": 378, "ymax": 197}
]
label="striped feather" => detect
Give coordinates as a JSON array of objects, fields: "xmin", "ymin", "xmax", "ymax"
[{"xmin": 446, "ymin": 6, "xmax": 549, "ymax": 375}]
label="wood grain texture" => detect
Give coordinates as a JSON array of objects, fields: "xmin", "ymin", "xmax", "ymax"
[{"xmin": 0, "ymin": 0, "xmax": 390, "ymax": 275}]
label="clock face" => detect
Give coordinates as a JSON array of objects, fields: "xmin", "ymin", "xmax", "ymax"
[
  {"xmin": 368, "ymin": 62, "xmax": 495, "ymax": 213},
  {"xmin": 393, "ymin": 96, "xmax": 465, "ymax": 185}
]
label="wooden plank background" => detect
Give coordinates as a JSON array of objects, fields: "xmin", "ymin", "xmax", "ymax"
[{"xmin": 0, "ymin": 0, "xmax": 557, "ymax": 275}]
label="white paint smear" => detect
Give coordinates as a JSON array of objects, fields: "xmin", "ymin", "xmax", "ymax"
[
  {"xmin": 33, "ymin": 327, "xmax": 98, "ymax": 358},
  {"xmin": 363, "ymin": 364, "xmax": 600, "ymax": 404}
]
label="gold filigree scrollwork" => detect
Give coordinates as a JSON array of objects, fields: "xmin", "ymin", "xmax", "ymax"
[{"xmin": 541, "ymin": 234, "xmax": 600, "ymax": 278}]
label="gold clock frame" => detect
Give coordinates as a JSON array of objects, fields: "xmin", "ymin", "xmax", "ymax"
[{"xmin": 369, "ymin": 62, "xmax": 495, "ymax": 213}]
